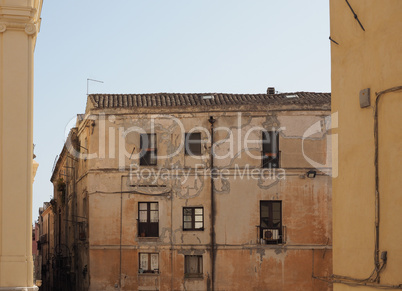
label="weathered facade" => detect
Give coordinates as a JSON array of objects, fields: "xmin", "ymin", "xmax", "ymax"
[
  {"xmin": 37, "ymin": 202, "xmax": 56, "ymax": 291},
  {"xmin": 47, "ymin": 91, "xmax": 332, "ymax": 290},
  {"xmin": 330, "ymin": 1, "xmax": 402, "ymax": 290},
  {"xmin": 33, "ymin": 222, "xmax": 40, "ymax": 285}
]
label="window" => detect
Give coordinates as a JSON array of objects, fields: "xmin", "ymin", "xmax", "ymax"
[
  {"xmin": 185, "ymin": 255, "xmax": 203, "ymax": 278},
  {"xmin": 185, "ymin": 132, "xmax": 202, "ymax": 156},
  {"xmin": 262, "ymin": 131, "xmax": 279, "ymax": 168},
  {"xmin": 138, "ymin": 202, "xmax": 159, "ymax": 237},
  {"xmin": 260, "ymin": 201, "xmax": 282, "ymax": 244},
  {"xmin": 183, "ymin": 207, "xmax": 204, "ymax": 231},
  {"xmin": 140, "ymin": 134, "xmax": 157, "ymax": 166},
  {"xmin": 139, "ymin": 253, "xmax": 159, "ymax": 273}
]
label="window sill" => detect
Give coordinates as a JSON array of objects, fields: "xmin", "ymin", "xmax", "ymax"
[
  {"xmin": 184, "ymin": 274, "xmax": 203, "ymax": 280},
  {"xmin": 183, "ymin": 228, "xmax": 204, "ymax": 231},
  {"xmin": 136, "ymin": 237, "xmax": 160, "ymax": 243},
  {"xmin": 138, "ymin": 272, "xmax": 159, "ymax": 276},
  {"xmin": 258, "ymin": 242, "xmax": 286, "ymax": 247},
  {"xmin": 260, "ymin": 239, "xmax": 283, "ymax": 244}
]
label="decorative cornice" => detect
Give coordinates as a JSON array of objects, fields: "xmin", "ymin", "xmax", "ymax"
[
  {"xmin": 0, "ymin": 21, "xmax": 38, "ymax": 35},
  {"xmin": 0, "ymin": 3, "xmax": 42, "ymax": 36}
]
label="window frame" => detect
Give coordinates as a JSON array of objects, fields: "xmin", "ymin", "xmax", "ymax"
[
  {"xmin": 138, "ymin": 202, "xmax": 159, "ymax": 238},
  {"xmin": 260, "ymin": 200, "xmax": 282, "ymax": 244},
  {"xmin": 184, "ymin": 255, "xmax": 203, "ymax": 278},
  {"xmin": 138, "ymin": 253, "xmax": 159, "ymax": 274},
  {"xmin": 184, "ymin": 132, "xmax": 202, "ymax": 156},
  {"xmin": 183, "ymin": 207, "xmax": 204, "ymax": 231},
  {"xmin": 262, "ymin": 131, "xmax": 280, "ymax": 168},
  {"xmin": 140, "ymin": 133, "xmax": 157, "ymax": 166}
]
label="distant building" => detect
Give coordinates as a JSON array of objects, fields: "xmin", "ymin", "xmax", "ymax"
[
  {"xmin": 38, "ymin": 202, "xmax": 55, "ymax": 291},
  {"xmin": 33, "ymin": 222, "xmax": 40, "ymax": 284},
  {"xmin": 45, "ymin": 90, "xmax": 332, "ymax": 290}
]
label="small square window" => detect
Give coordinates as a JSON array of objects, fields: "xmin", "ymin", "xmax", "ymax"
[
  {"xmin": 140, "ymin": 134, "xmax": 157, "ymax": 166},
  {"xmin": 183, "ymin": 207, "xmax": 204, "ymax": 231},
  {"xmin": 185, "ymin": 132, "xmax": 202, "ymax": 156},
  {"xmin": 185, "ymin": 255, "xmax": 203, "ymax": 278},
  {"xmin": 139, "ymin": 253, "xmax": 159, "ymax": 273}
]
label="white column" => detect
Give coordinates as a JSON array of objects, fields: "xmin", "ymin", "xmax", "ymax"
[{"xmin": 0, "ymin": 0, "xmax": 42, "ymax": 289}]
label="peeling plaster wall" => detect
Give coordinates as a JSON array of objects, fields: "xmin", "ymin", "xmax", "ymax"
[{"xmin": 67, "ymin": 108, "xmax": 332, "ymax": 290}]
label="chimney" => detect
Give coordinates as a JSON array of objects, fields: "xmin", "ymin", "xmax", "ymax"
[{"xmin": 267, "ymin": 87, "xmax": 275, "ymax": 95}]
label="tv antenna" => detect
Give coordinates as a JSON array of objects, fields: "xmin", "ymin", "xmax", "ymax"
[{"xmin": 87, "ymin": 78, "xmax": 104, "ymax": 95}]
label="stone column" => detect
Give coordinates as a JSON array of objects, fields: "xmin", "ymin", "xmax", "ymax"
[{"xmin": 0, "ymin": 0, "xmax": 42, "ymax": 290}]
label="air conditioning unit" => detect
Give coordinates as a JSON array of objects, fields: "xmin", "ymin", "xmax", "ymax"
[{"xmin": 263, "ymin": 229, "xmax": 279, "ymax": 240}]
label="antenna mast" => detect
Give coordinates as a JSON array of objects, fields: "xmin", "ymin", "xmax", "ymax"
[{"xmin": 87, "ymin": 78, "xmax": 104, "ymax": 95}]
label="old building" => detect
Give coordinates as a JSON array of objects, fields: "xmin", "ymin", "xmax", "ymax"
[
  {"xmin": 47, "ymin": 90, "xmax": 332, "ymax": 290},
  {"xmin": 33, "ymin": 222, "xmax": 40, "ymax": 285},
  {"xmin": 38, "ymin": 202, "xmax": 56, "ymax": 291},
  {"xmin": 330, "ymin": 1, "xmax": 402, "ymax": 290}
]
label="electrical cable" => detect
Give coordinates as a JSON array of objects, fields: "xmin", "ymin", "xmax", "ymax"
[{"xmin": 323, "ymin": 86, "xmax": 402, "ymax": 289}]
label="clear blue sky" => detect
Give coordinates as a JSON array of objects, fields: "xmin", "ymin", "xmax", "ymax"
[{"xmin": 33, "ymin": 0, "xmax": 330, "ymax": 221}]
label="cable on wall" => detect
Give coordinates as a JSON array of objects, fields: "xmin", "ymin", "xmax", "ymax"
[
  {"xmin": 313, "ymin": 86, "xmax": 402, "ymax": 289},
  {"xmin": 345, "ymin": 0, "xmax": 365, "ymax": 31}
]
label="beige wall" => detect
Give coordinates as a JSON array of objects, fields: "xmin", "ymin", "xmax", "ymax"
[
  {"xmin": 52, "ymin": 106, "xmax": 333, "ymax": 290},
  {"xmin": 330, "ymin": 0, "xmax": 402, "ymax": 289},
  {"xmin": 0, "ymin": 0, "xmax": 42, "ymax": 289}
]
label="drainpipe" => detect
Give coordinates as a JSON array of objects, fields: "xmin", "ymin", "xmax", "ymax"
[
  {"xmin": 170, "ymin": 183, "xmax": 174, "ymax": 291},
  {"xmin": 119, "ymin": 175, "xmax": 125, "ymax": 290},
  {"xmin": 208, "ymin": 116, "xmax": 216, "ymax": 291}
]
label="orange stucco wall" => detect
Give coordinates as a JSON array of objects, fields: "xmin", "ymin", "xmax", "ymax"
[{"xmin": 330, "ymin": 0, "xmax": 402, "ymax": 290}]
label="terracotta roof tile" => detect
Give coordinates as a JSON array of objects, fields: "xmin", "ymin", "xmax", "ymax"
[{"xmin": 89, "ymin": 92, "xmax": 330, "ymax": 109}]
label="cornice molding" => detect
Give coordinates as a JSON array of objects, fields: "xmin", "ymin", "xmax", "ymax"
[
  {"xmin": 0, "ymin": 6, "xmax": 37, "ymax": 21},
  {"xmin": 0, "ymin": 3, "xmax": 42, "ymax": 36},
  {"xmin": 0, "ymin": 21, "xmax": 38, "ymax": 35}
]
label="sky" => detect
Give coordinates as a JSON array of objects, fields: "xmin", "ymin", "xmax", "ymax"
[{"xmin": 32, "ymin": 0, "xmax": 331, "ymax": 221}]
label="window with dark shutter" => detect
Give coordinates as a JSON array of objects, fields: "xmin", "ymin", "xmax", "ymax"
[
  {"xmin": 138, "ymin": 202, "xmax": 159, "ymax": 237},
  {"xmin": 185, "ymin": 132, "xmax": 202, "ymax": 156},
  {"xmin": 262, "ymin": 131, "xmax": 279, "ymax": 168},
  {"xmin": 140, "ymin": 134, "xmax": 157, "ymax": 166}
]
